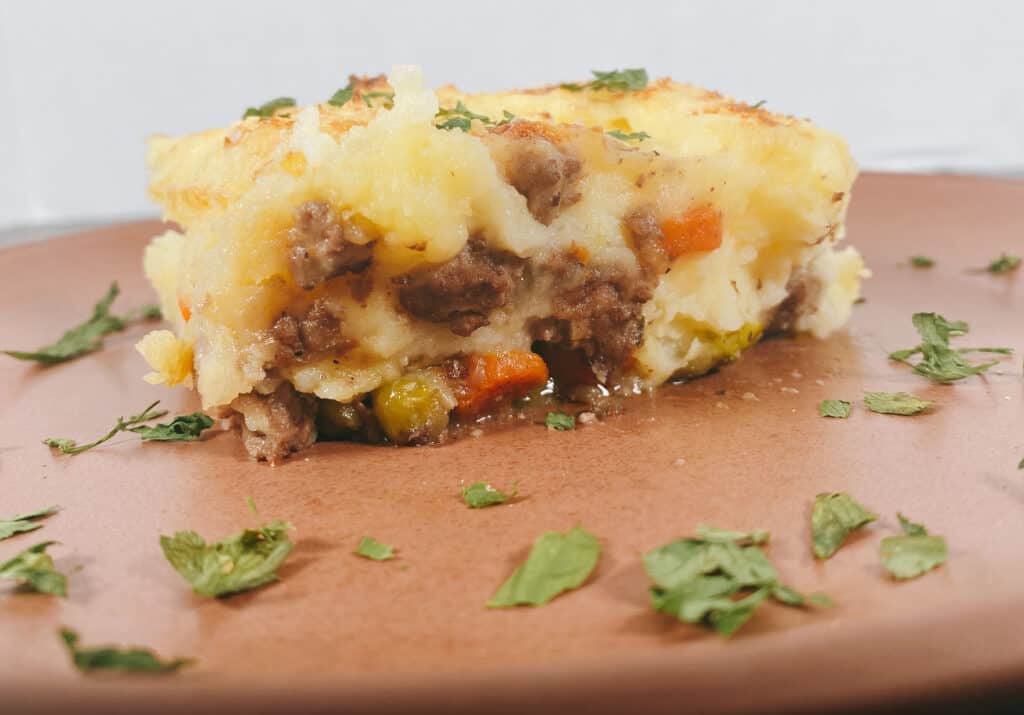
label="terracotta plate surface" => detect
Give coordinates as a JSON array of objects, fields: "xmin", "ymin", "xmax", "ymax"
[{"xmin": 2, "ymin": 173, "xmax": 1023, "ymax": 715}]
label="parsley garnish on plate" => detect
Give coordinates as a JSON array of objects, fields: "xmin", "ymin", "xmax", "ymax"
[
  {"xmin": 607, "ymin": 130, "xmax": 651, "ymax": 142},
  {"xmin": 160, "ymin": 507, "xmax": 294, "ymax": 598},
  {"xmin": 0, "ymin": 541, "xmax": 67, "ymax": 596},
  {"xmin": 0, "ymin": 505, "xmax": 59, "ymax": 541},
  {"xmin": 44, "ymin": 401, "xmax": 168, "ymax": 455},
  {"xmin": 811, "ymin": 493, "xmax": 878, "ymax": 559},
  {"xmin": 910, "ymin": 255, "xmax": 935, "ymax": 268},
  {"xmin": 978, "ymin": 253, "xmax": 1021, "ymax": 274},
  {"xmin": 242, "ymin": 97, "xmax": 296, "ymax": 119},
  {"xmin": 749, "ymin": 100, "xmax": 767, "ymax": 110},
  {"xmin": 562, "ymin": 69, "xmax": 649, "ymax": 93},
  {"xmin": 696, "ymin": 524, "xmax": 770, "ymax": 545},
  {"xmin": 644, "ymin": 526, "xmax": 830, "ymax": 637},
  {"xmin": 880, "ymin": 513, "xmax": 947, "ymax": 580},
  {"xmin": 818, "ymin": 399, "xmax": 852, "ymax": 419},
  {"xmin": 896, "ymin": 513, "xmax": 927, "ymax": 536},
  {"xmin": 435, "ymin": 102, "xmax": 513, "ymax": 132},
  {"xmin": 355, "ymin": 537, "xmax": 395, "ymax": 561},
  {"xmin": 545, "ymin": 412, "xmax": 576, "ymax": 431},
  {"xmin": 4, "ymin": 282, "xmax": 160, "ymax": 365},
  {"xmin": 129, "ymin": 413, "xmax": 213, "ymax": 442},
  {"xmin": 888, "ymin": 312, "xmax": 1011, "ymax": 383},
  {"xmin": 59, "ymin": 628, "xmax": 194, "ymax": 673},
  {"xmin": 134, "ymin": 304, "xmax": 162, "ymax": 320},
  {"xmin": 863, "ymin": 391, "xmax": 934, "ymax": 416},
  {"xmin": 461, "ymin": 482, "xmax": 517, "ymax": 509},
  {"xmin": 487, "ymin": 526, "xmax": 600, "ymax": 607},
  {"xmin": 1018, "ymin": 456, "xmax": 1024, "ymax": 470}
]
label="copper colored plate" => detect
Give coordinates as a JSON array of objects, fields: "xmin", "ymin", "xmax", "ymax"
[{"xmin": 1, "ymin": 173, "xmax": 1023, "ymax": 714}]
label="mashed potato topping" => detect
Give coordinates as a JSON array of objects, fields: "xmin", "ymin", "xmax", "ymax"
[{"xmin": 139, "ymin": 66, "xmax": 863, "ymax": 460}]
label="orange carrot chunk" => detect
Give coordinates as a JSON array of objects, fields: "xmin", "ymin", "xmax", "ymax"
[
  {"xmin": 455, "ymin": 350, "xmax": 549, "ymax": 417},
  {"xmin": 659, "ymin": 205, "xmax": 723, "ymax": 258},
  {"xmin": 178, "ymin": 295, "xmax": 191, "ymax": 322}
]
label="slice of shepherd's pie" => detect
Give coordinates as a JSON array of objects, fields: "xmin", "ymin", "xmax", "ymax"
[{"xmin": 137, "ymin": 66, "xmax": 864, "ymax": 462}]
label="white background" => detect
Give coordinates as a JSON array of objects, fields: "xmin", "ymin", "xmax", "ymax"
[{"xmin": 1, "ymin": 0, "xmax": 1022, "ymax": 229}]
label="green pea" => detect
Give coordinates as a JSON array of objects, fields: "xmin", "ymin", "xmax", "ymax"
[
  {"xmin": 316, "ymin": 400, "xmax": 364, "ymax": 441},
  {"xmin": 373, "ymin": 372, "xmax": 454, "ymax": 445}
]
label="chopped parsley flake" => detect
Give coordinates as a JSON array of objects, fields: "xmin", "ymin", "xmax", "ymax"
[
  {"xmin": 0, "ymin": 505, "xmax": 59, "ymax": 541},
  {"xmin": 461, "ymin": 482, "xmax": 517, "ymax": 509},
  {"xmin": 562, "ymin": 68, "xmax": 649, "ymax": 93},
  {"xmin": 133, "ymin": 304, "xmax": 163, "ymax": 320},
  {"xmin": 910, "ymin": 255, "xmax": 935, "ymax": 268},
  {"xmin": 863, "ymin": 391, "xmax": 933, "ymax": 416},
  {"xmin": 361, "ymin": 90, "xmax": 395, "ymax": 108},
  {"xmin": 60, "ymin": 628, "xmax": 194, "ymax": 673},
  {"xmin": 328, "ymin": 83, "xmax": 393, "ymax": 109},
  {"xmin": 160, "ymin": 509, "xmax": 294, "ymax": 597},
  {"xmin": 880, "ymin": 513, "xmax": 947, "ymax": 579},
  {"xmin": 545, "ymin": 412, "xmax": 576, "ymax": 431},
  {"xmin": 242, "ymin": 97, "xmax": 296, "ymax": 119},
  {"xmin": 435, "ymin": 102, "xmax": 513, "ymax": 132},
  {"xmin": 749, "ymin": 100, "xmax": 767, "ymax": 109},
  {"xmin": 696, "ymin": 524, "xmax": 770, "ymax": 545},
  {"xmin": 0, "ymin": 541, "xmax": 66, "ymax": 596},
  {"xmin": 327, "ymin": 85, "xmax": 354, "ymax": 106},
  {"xmin": 644, "ymin": 526, "xmax": 829, "ymax": 637},
  {"xmin": 607, "ymin": 130, "xmax": 651, "ymax": 142},
  {"xmin": 355, "ymin": 537, "xmax": 395, "ymax": 561},
  {"xmin": 44, "ymin": 401, "xmax": 168, "ymax": 455},
  {"xmin": 888, "ymin": 312, "xmax": 1011, "ymax": 383},
  {"xmin": 129, "ymin": 413, "xmax": 213, "ymax": 442},
  {"xmin": 811, "ymin": 493, "xmax": 878, "ymax": 559},
  {"xmin": 818, "ymin": 399, "xmax": 852, "ymax": 419},
  {"xmin": 487, "ymin": 526, "xmax": 600, "ymax": 607},
  {"xmin": 897, "ymin": 512, "xmax": 928, "ymax": 536},
  {"xmin": 4, "ymin": 282, "xmax": 160, "ymax": 365},
  {"xmin": 981, "ymin": 253, "xmax": 1021, "ymax": 274}
]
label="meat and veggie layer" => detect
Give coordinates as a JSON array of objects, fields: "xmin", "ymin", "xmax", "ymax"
[{"xmin": 137, "ymin": 66, "xmax": 863, "ymax": 462}]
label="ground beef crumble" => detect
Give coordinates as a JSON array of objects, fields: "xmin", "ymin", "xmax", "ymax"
[
  {"xmin": 767, "ymin": 272, "xmax": 822, "ymax": 334},
  {"xmin": 532, "ymin": 253, "xmax": 654, "ymax": 383},
  {"xmin": 394, "ymin": 236, "xmax": 525, "ymax": 336},
  {"xmin": 288, "ymin": 201, "xmax": 375, "ymax": 290},
  {"xmin": 500, "ymin": 138, "xmax": 582, "ymax": 225},
  {"xmin": 232, "ymin": 382, "xmax": 317, "ymax": 463},
  {"xmin": 269, "ymin": 298, "xmax": 353, "ymax": 365},
  {"xmin": 623, "ymin": 205, "xmax": 672, "ymax": 279}
]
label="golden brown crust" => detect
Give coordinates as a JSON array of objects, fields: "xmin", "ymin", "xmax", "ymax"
[
  {"xmin": 347, "ymin": 74, "xmax": 390, "ymax": 92},
  {"xmin": 148, "ymin": 74, "xmax": 830, "ymax": 227},
  {"xmin": 488, "ymin": 119, "xmax": 572, "ymax": 144}
]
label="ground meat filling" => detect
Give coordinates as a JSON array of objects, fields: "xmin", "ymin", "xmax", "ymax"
[
  {"xmin": 623, "ymin": 205, "xmax": 672, "ymax": 279},
  {"xmin": 394, "ymin": 236, "xmax": 525, "ymax": 336},
  {"xmin": 768, "ymin": 272, "xmax": 822, "ymax": 334},
  {"xmin": 533, "ymin": 255, "xmax": 654, "ymax": 383},
  {"xmin": 269, "ymin": 298, "xmax": 353, "ymax": 366},
  {"xmin": 232, "ymin": 382, "xmax": 317, "ymax": 462},
  {"xmin": 503, "ymin": 140, "xmax": 582, "ymax": 225},
  {"xmin": 288, "ymin": 201, "xmax": 375, "ymax": 290}
]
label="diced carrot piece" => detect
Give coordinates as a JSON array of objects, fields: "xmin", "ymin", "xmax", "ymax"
[
  {"xmin": 178, "ymin": 295, "xmax": 191, "ymax": 322},
  {"xmin": 569, "ymin": 242, "xmax": 590, "ymax": 263},
  {"xmin": 454, "ymin": 350, "xmax": 549, "ymax": 417},
  {"xmin": 659, "ymin": 205, "xmax": 723, "ymax": 258}
]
